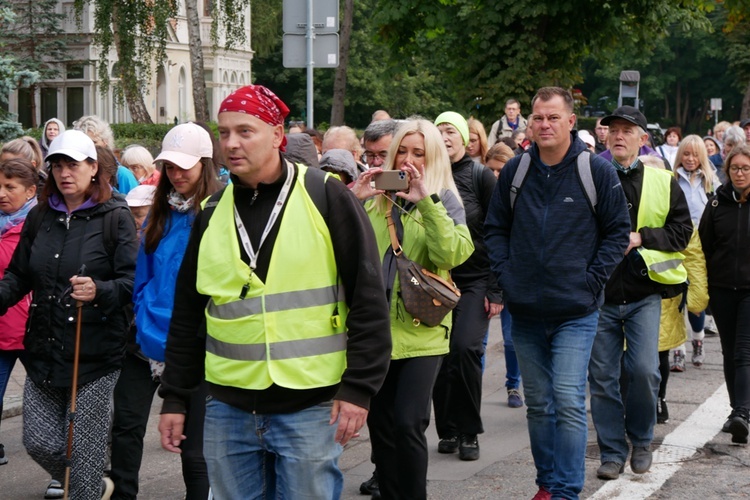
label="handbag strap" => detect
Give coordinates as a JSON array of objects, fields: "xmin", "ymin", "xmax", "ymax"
[{"xmin": 385, "ymin": 197, "xmax": 403, "ymax": 255}]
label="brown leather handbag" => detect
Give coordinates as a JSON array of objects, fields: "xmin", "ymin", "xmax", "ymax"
[{"xmin": 386, "ymin": 198, "xmax": 461, "ymax": 327}]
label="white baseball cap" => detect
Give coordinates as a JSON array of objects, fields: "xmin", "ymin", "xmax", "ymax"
[
  {"xmin": 154, "ymin": 122, "xmax": 213, "ymax": 170},
  {"xmin": 125, "ymin": 184, "xmax": 157, "ymax": 208},
  {"xmin": 45, "ymin": 130, "xmax": 98, "ymax": 162},
  {"xmin": 578, "ymin": 130, "xmax": 596, "ymax": 149}
]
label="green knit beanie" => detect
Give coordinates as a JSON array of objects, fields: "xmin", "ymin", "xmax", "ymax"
[{"xmin": 434, "ymin": 111, "xmax": 470, "ymax": 146}]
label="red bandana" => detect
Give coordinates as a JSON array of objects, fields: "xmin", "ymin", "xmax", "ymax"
[{"xmin": 219, "ymin": 85, "xmax": 291, "ymax": 151}]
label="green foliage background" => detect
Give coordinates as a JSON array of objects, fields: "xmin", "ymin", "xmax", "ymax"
[{"xmin": 253, "ymin": 0, "xmax": 747, "ymax": 134}]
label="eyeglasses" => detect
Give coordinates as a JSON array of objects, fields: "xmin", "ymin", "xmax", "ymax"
[
  {"xmin": 364, "ymin": 152, "xmax": 388, "ymax": 163},
  {"xmin": 729, "ymin": 165, "xmax": 750, "ymax": 174}
]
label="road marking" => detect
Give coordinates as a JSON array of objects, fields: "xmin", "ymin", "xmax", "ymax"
[{"xmin": 588, "ymin": 383, "xmax": 732, "ymax": 499}]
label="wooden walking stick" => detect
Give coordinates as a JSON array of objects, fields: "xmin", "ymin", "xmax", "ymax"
[{"xmin": 63, "ymin": 265, "xmax": 86, "ymax": 500}]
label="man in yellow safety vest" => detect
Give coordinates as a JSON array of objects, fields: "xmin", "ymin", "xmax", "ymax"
[
  {"xmin": 157, "ymin": 85, "xmax": 392, "ymax": 498},
  {"xmin": 589, "ymin": 105, "xmax": 693, "ymax": 481}
]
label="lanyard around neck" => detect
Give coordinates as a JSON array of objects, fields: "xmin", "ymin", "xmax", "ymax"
[{"xmin": 233, "ymin": 161, "xmax": 294, "ymax": 271}]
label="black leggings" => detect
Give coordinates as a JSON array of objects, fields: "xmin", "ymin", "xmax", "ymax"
[
  {"xmin": 658, "ymin": 350, "xmax": 670, "ymax": 399},
  {"xmin": 110, "ymin": 353, "xmax": 209, "ymax": 499},
  {"xmin": 368, "ymin": 356, "xmax": 442, "ymax": 500},
  {"xmin": 709, "ymin": 287, "xmax": 750, "ymax": 414},
  {"xmin": 433, "ymin": 282, "xmax": 489, "ymax": 438}
]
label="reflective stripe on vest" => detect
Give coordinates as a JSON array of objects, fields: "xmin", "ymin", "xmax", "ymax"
[
  {"xmin": 636, "ymin": 166, "xmax": 688, "ymax": 285},
  {"xmin": 206, "ymin": 284, "xmax": 346, "ymax": 319},
  {"xmin": 207, "ymin": 332, "xmax": 347, "ymax": 361},
  {"xmin": 196, "ymin": 164, "xmax": 348, "ymax": 391}
]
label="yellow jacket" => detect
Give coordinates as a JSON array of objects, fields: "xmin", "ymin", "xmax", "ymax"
[{"xmin": 658, "ymin": 229, "xmax": 709, "ymax": 352}]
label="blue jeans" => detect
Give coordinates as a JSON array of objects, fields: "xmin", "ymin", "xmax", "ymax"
[
  {"xmin": 0, "ymin": 350, "xmax": 21, "ymax": 428},
  {"xmin": 203, "ymin": 398, "xmax": 343, "ymax": 500},
  {"xmin": 589, "ymin": 294, "xmax": 662, "ymax": 465},
  {"xmin": 512, "ymin": 312, "xmax": 599, "ymax": 500},
  {"xmin": 688, "ymin": 310, "xmax": 705, "ymax": 333},
  {"xmin": 501, "ymin": 308, "xmax": 521, "ymax": 389}
]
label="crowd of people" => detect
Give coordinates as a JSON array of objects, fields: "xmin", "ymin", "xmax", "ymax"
[{"xmin": 0, "ymin": 84, "xmax": 746, "ymax": 500}]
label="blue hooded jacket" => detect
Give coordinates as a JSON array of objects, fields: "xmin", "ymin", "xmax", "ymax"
[
  {"xmin": 133, "ymin": 209, "xmax": 195, "ymax": 361},
  {"xmin": 484, "ymin": 133, "xmax": 630, "ymax": 320}
]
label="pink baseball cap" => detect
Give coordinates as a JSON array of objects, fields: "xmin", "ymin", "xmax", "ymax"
[{"xmin": 154, "ymin": 123, "xmax": 213, "ymax": 170}]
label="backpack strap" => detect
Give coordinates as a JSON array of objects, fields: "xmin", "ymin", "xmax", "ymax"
[
  {"xmin": 104, "ymin": 207, "xmax": 118, "ymax": 256},
  {"xmin": 575, "ymin": 151, "xmax": 597, "ymax": 215},
  {"xmin": 471, "ymin": 161, "xmax": 485, "ymax": 201},
  {"xmin": 302, "ymin": 162, "xmax": 329, "ymax": 223},
  {"xmin": 199, "ymin": 189, "xmax": 226, "ymax": 236},
  {"xmin": 25, "ymin": 205, "xmax": 50, "ymax": 240},
  {"xmin": 509, "ymin": 153, "xmax": 532, "ymax": 211},
  {"xmin": 509, "ymin": 152, "xmax": 598, "ymax": 216}
]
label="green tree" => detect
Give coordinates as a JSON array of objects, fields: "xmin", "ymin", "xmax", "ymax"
[
  {"xmin": 76, "ymin": 0, "xmax": 258, "ymax": 124},
  {"xmin": 248, "ymin": 0, "xmax": 281, "ymax": 58},
  {"xmin": 0, "ymin": 7, "xmax": 38, "ymax": 140},
  {"xmin": 577, "ymin": 1, "xmax": 749, "ymax": 132},
  {"xmin": 186, "ymin": 0, "xmax": 209, "ymax": 122},
  {"xmin": 374, "ymin": 0, "xmax": 711, "ymax": 123},
  {"xmin": 74, "ymin": 0, "xmax": 178, "ymax": 124},
  {"xmin": 721, "ymin": 0, "xmax": 750, "ymax": 118},
  {"xmin": 252, "ymin": 0, "xmax": 456, "ymax": 129},
  {"xmin": 0, "ymin": 0, "xmax": 70, "ymax": 128}
]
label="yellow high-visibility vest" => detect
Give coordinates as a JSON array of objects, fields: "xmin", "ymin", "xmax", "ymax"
[
  {"xmin": 197, "ymin": 165, "xmax": 348, "ymax": 390},
  {"xmin": 637, "ymin": 166, "xmax": 688, "ymax": 285}
]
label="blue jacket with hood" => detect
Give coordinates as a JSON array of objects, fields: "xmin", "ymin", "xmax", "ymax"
[
  {"xmin": 484, "ymin": 133, "xmax": 631, "ymax": 320},
  {"xmin": 133, "ymin": 209, "xmax": 194, "ymax": 361}
]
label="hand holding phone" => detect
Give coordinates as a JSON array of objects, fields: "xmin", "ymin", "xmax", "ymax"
[{"xmin": 373, "ymin": 170, "xmax": 410, "ymax": 191}]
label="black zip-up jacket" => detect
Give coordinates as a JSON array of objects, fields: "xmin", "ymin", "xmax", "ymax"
[
  {"xmin": 451, "ymin": 154, "xmax": 502, "ymax": 302},
  {"xmin": 0, "ymin": 196, "xmax": 137, "ymax": 387},
  {"xmin": 699, "ymin": 183, "xmax": 750, "ymax": 290},
  {"xmin": 604, "ymin": 161, "xmax": 693, "ymax": 304},
  {"xmin": 159, "ymin": 161, "xmax": 392, "ymax": 415}
]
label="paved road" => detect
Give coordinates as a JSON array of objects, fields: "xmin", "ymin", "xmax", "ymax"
[{"xmin": 0, "ymin": 316, "xmax": 747, "ymax": 499}]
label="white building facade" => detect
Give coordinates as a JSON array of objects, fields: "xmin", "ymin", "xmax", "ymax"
[{"xmin": 9, "ymin": 0, "xmax": 253, "ymax": 128}]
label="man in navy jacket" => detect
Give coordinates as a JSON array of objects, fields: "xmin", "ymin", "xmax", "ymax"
[{"xmin": 485, "ymin": 87, "xmax": 630, "ymax": 500}]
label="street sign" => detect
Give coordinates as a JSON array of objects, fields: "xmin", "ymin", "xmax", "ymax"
[
  {"xmin": 282, "ymin": 0, "xmax": 341, "ymax": 128},
  {"xmin": 711, "ymin": 98, "xmax": 722, "ymax": 111},
  {"xmin": 282, "ymin": 33, "xmax": 339, "ymax": 68},
  {"xmin": 283, "ymin": 0, "xmax": 339, "ymax": 34}
]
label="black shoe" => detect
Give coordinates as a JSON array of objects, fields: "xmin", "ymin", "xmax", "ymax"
[
  {"xmin": 722, "ymin": 411, "xmax": 737, "ymax": 433},
  {"xmin": 458, "ymin": 434, "xmax": 479, "ymax": 461},
  {"xmin": 657, "ymin": 398, "xmax": 669, "ymax": 424},
  {"xmin": 596, "ymin": 461, "xmax": 624, "ymax": 480},
  {"xmin": 359, "ymin": 470, "xmax": 379, "ymax": 495},
  {"xmin": 438, "ymin": 435, "xmax": 459, "ymax": 454},
  {"xmin": 729, "ymin": 414, "xmax": 749, "ymax": 444},
  {"xmin": 0, "ymin": 444, "xmax": 7, "ymax": 466},
  {"xmin": 630, "ymin": 446, "xmax": 652, "ymax": 474}
]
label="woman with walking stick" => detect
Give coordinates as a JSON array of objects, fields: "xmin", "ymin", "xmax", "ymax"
[{"xmin": 0, "ymin": 130, "xmax": 137, "ymax": 499}]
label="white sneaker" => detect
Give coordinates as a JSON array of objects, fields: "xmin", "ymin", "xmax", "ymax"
[
  {"xmin": 101, "ymin": 477, "xmax": 114, "ymax": 500},
  {"xmin": 692, "ymin": 339, "xmax": 704, "ymax": 366},
  {"xmin": 705, "ymin": 315, "xmax": 718, "ymax": 336},
  {"xmin": 670, "ymin": 350, "xmax": 686, "ymax": 372}
]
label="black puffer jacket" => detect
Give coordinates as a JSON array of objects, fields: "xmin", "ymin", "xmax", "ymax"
[
  {"xmin": 699, "ymin": 183, "xmax": 750, "ymax": 290},
  {"xmin": 451, "ymin": 154, "xmax": 502, "ymax": 302},
  {"xmin": 0, "ymin": 195, "xmax": 137, "ymax": 387}
]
